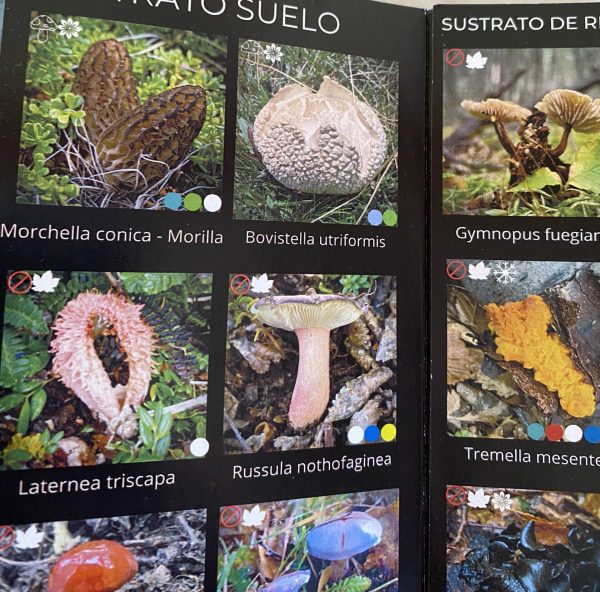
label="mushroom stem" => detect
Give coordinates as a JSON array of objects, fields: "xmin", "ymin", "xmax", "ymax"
[
  {"xmin": 290, "ymin": 327, "xmax": 331, "ymax": 429},
  {"xmin": 493, "ymin": 121, "xmax": 517, "ymax": 157},
  {"xmin": 551, "ymin": 124, "xmax": 572, "ymax": 158}
]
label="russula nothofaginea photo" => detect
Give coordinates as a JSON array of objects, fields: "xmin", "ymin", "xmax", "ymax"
[
  {"xmin": 217, "ymin": 490, "xmax": 399, "ymax": 590},
  {"xmin": 224, "ymin": 274, "xmax": 397, "ymax": 453},
  {"xmin": 0, "ymin": 270, "xmax": 211, "ymax": 470},
  {"xmin": 252, "ymin": 291, "xmax": 363, "ymax": 429},
  {"xmin": 234, "ymin": 39, "xmax": 399, "ymax": 225},
  {"xmin": 444, "ymin": 48, "xmax": 600, "ymax": 217}
]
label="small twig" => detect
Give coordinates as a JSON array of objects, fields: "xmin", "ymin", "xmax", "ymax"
[
  {"xmin": 356, "ymin": 151, "xmax": 398, "ymax": 224},
  {"xmin": 177, "ymin": 514, "xmax": 200, "ymax": 545},
  {"xmin": 223, "ymin": 412, "xmax": 252, "ymax": 453},
  {"xmin": 161, "ymin": 395, "xmax": 208, "ymax": 416}
]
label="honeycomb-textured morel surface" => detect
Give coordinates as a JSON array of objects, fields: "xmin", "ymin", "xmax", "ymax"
[
  {"xmin": 96, "ymin": 85, "xmax": 207, "ymax": 189},
  {"xmin": 73, "ymin": 40, "xmax": 140, "ymax": 144},
  {"xmin": 254, "ymin": 76, "xmax": 388, "ymax": 195}
]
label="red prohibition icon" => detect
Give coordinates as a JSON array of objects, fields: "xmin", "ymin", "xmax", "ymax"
[
  {"xmin": 446, "ymin": 260, "xmax": 467, "ymax": 281},
  {"xmin": 230, "ymin": 274, "xmax": 251, "ymax": 297},
  {"xmin": 446, "ymin": 486, "xmax": 468, "ymax": 507},
  {"xmin": 220, "ymin": 506, "xmax": 243, "ymax": 529},
  {"xmin": 445, "ymin": 48, "xmax": 465, "ymax": 67},
  {"xmin": 0, "ymin": 526, "xmax": 15, "ymax": 552},
  {"xmin": 7, "ymin": 271, "xmax": 33, "ymax": 295}
]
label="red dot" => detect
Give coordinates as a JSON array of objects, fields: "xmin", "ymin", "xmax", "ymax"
[{"xmin": 546, "ymin": 424, "xmax": 564, "ymax": 442}]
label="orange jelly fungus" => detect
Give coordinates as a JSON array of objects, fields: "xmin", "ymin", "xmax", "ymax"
[
  {"xmin": 485, "ymin": 295, "xmax": 596, "ymax": 418},
  {"xmin": 48, "ymin": 540, "xmax": 138, "ymax": 592}
]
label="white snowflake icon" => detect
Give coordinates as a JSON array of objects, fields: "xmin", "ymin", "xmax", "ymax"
[
  {"xmin": 492, "ymin": 492, "xmax": 512, "ymax": 512},
  {"xmin": 263, "ymin": 44, "xmax": 283, "ymax": 64},
  {"xmin": 58, "ymin": 18, "xmax": 82, "ymax": 40},
  {"xmin": 493, "ymin": 261, "xmax": 518, "ymax": 284}
]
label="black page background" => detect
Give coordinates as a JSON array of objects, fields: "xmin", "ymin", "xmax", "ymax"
[
  {"xmin": 430, "ymin": 4, "xmax": 600, "ymax": 590},
  {"xmin": 0, "ymin": 1, "xmax": 427, "ymax": 590}
]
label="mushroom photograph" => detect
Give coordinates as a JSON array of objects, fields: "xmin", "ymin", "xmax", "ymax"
[
  {"xmin": 446, "ymin": 260, "xmax": 600, "ymax": 441},
  {"xmin": 224, "ymin": 274, "xmax": 397, "ymax": 453},
  {"xmin": 0, "ymin": 510, "xmax": 206, "ymax": 591},
  {"xmin": 443, "ymin": 48, "xmax": 600, "ymax": 216},
  {"xmin": 233, "ymin": 39, "xmax": 399, "ymax": 225},
  {"xmin": 0, "ymin": 270, "xmax": 211, "ymax": 470},
  {"xmin": 18, "ymin": 13, "xmax": 226, "ymax": 209},
  {"xmin": 217, "ymin": 489, "xmax": 399, "ymax": 591},
  {"xmin": 447, "ymin": 486, "xmax": 600, "ymax": 592}
]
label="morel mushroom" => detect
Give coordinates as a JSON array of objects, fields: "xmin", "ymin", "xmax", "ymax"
[
  {"xmin": 73, "ymin": 40, "xmax": 140, "ymax": 145},
  {"xmin": 306, "ymin": 511, "xmax": 383, "ymax": 560},
  {"xmin": 536, "ymin": 89, "xmax": 600, "ymax": 157},
  {"xmin": 254, "ymin": 77, "xmax": 388, "ymax": 195},
  {"xmin": 461, "ymin": 99, "xmax": 531, "ymax": 157},
  {"xmin": 252, "ymin": 291, "xmax": 363, "ymax": 429},
  {"xmin": 96, "ymin": 85, "xmax": 206, "ymax": 190},
  {"xmin": 51, "ymin": 293, "xmax": 155, "ymax": 425},
  {"xmin": 48, "ymin": 540, "xmax": 138, "ymax": 592}
]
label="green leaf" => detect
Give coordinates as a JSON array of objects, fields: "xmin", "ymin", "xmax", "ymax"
[
  {"xmin": 4, "ymin": 449, "xmax": 32, "ymax": 463},
  {"xmin": 4, "ymin": 294, "xmax": 48, "ymax": 334},
  {"xmin": 0, "ymin": 331, "xmax": 32, "ymax": 388},
  {"xmin": 139, "ymin": 420, "xmax": 154, "ymax": 449},
  {"xmin": 570, "ymin": 139, "xmax": 600, "ymax": 194},
  {"xmin": 0, "ymin": 394, "xmax": 25, "ymax": 413},
  {"xmin": 508, "ymin": 167, "xmax": 562, "ymax": 193},
  {"xmin": 30, "ymin": 389, "xmax": 47, "ymax": 421},
  {"xmin": 154, "ymin": 435, "xmax": 171, "ymax": 459},
  {"xmin": 17, "ymin": 398, "xmax": 31, "ymax": 434},
  {"xmin": 119, "ymin": 273, "xmax": 188, "ymax": 295}
]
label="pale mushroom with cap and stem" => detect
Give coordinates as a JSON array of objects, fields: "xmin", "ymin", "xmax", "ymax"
[
  {"xmin": 30, "ymin": 15, "xmax": 58, "ymax": 43},
  {"xmin": 536, "ymin": 89, "xmax": 600, "ymax": 157},
  {"xmin": 252, "ymin": 290, "xmax": 364, "ymax": 430},
  {"xmin": 461, "ymin": 98, "xmax": 532, "ymax": 157}
]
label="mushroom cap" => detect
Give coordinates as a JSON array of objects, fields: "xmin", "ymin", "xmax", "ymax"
[
  {"xmin": 461, "ymin": 99, "xmax": 531, "ymax": 123},
  {"xmin": 48, "ymin": 540, "xmax": 138, "ymax": 592},
  {"xmin": 535, "ymin": 89, "xmax": 600, "ymax": 133},
  {"xmin": 306, "ymin": 511, "xmax": 383, "ymax": 560},
  {"xmin": 254, "ymin": 76, "xmax": 388, "ymax": 195},
  {"xmin": 259, "ymin": 570, "xmax": 312, "ymax": 592},
  {"xmin": 31, "ymin": 15, "xmax": 57, "ymax": 30},
  {"xmin": 252, "ymin": 293, "xmax": 363, "ymax": 332}
]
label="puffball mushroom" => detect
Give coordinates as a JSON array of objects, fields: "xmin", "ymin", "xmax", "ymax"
[
  {"xmin": 259, "ymin": 570, "xmax": 311, "ymax": 592},
  {"xmin": 254, "ymin": 77, "xmax": 388, "ymax": 195},
  {"xmin": 306, "ymin": 511, "xmax": 383, "ymax": 560},
  {"xmin": 252, "ymin": 292, "xmax": 363, "ymax": 430},
  {"xmin": 48, "ymin": 540, "xmax": 138, "ymax": 592},
  {"xmin": 51, "ymin": 293, "xmax": 155, "ymax": 425}
]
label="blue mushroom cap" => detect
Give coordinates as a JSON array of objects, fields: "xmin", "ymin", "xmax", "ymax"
[
  {"xmin": 259, "ymin": 570, "xmax": 311, "ymax": 592},
  {"xmin": 306, "ymin": 511, "xmax": 383, "ymax": 561}
]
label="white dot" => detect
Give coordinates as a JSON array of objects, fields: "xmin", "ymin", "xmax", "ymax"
[
  {"xmin": 564, "ymin": 425, "xmax": 583, "ymax": 443},
  {"xmin": 204, "ymin": 194, "xmax": 222, "ymax": 212},
  {"xmin": 347, "ymin": 426, "xmax": 364, "ymax": 445},
  {"xmin": 190, "ymin": 438, "xmax": 210, "ymax": 457}
]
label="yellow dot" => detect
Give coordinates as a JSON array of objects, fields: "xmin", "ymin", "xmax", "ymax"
[{"xmin": 381, "ymin": 424, "xmax": 397, "ymax": 442}]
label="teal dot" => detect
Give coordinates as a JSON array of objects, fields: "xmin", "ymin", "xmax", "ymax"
[
  {"xmin": 184, "ymin": 193, "xmax": 202, "ymax": 212},
  {"xmin": 383, "ymin": 209, "xmax": 398, "ymax": 226},
  {"xmin": 364, "ymin": 425, "xmax": 381, "ymax": 443},
  {"xmin": 164, "ymin": 192, "xmax": 183, "ymax": 210},
  {"xmin": 368, "ymin": 210, "xmax": 383, "ymax": 226},
  {"xmin": 584, "ymin": 425, "xmax": 600, "ymax": 444},
  {"xmin": 527, "ymin": 423, "xmax": 545, "ymax": 441}
]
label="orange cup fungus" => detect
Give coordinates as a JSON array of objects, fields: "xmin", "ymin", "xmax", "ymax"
[
  {"xmin": 485, "ymin": 295, "xmax": 596, "ymax": 418},
  {"xmin": 48, "ymin": 540, "xmax": 138, "ymax": 592}
]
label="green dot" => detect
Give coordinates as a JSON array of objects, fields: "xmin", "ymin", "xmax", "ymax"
[
  {"xmin": 383, "ymin": 209, "xmax": 398, "ymax": 226},
  {"xmin": 184, "ymin": 193, "xmax": 202, "ymax": 212}
]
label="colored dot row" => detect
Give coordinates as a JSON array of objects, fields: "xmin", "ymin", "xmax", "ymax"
[
  {"xmin": 347, "ymin": 424, "xmax": 397, "ymax": 444},
  {"xmin": 527, "ymin": 423, "xmax": 600, "ymax": 444},
  {"xmin": 164, "ymin": 192, "xmax": 222, "ymax": 212},
  {"xmin": 367, "ymin": 209, "xmax": 398, "ymax": 227}
]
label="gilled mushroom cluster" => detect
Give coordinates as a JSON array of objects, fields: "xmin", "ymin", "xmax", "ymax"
[{"xmin": 461, "ymin": 89, "xmax": 600, "ymax": 188}]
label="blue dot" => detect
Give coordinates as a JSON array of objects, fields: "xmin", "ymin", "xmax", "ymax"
[
  {"xmin": 584, "ymin": 425, "xmax": 600, "ymax": 444},
  {"xmin": 164, "ymin": 192, "xmax": 183, "ymax": 210},
  {"xmin": 527, "ymin": 423, "xmax": 545, "ymax": 441},
  {"xmin": 368, "ymin": 210, "xmax": 383, "ymax": 226},
  {"xmin": 364, "ymin": 425, "xmax": 381, "ymax": 443}
]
